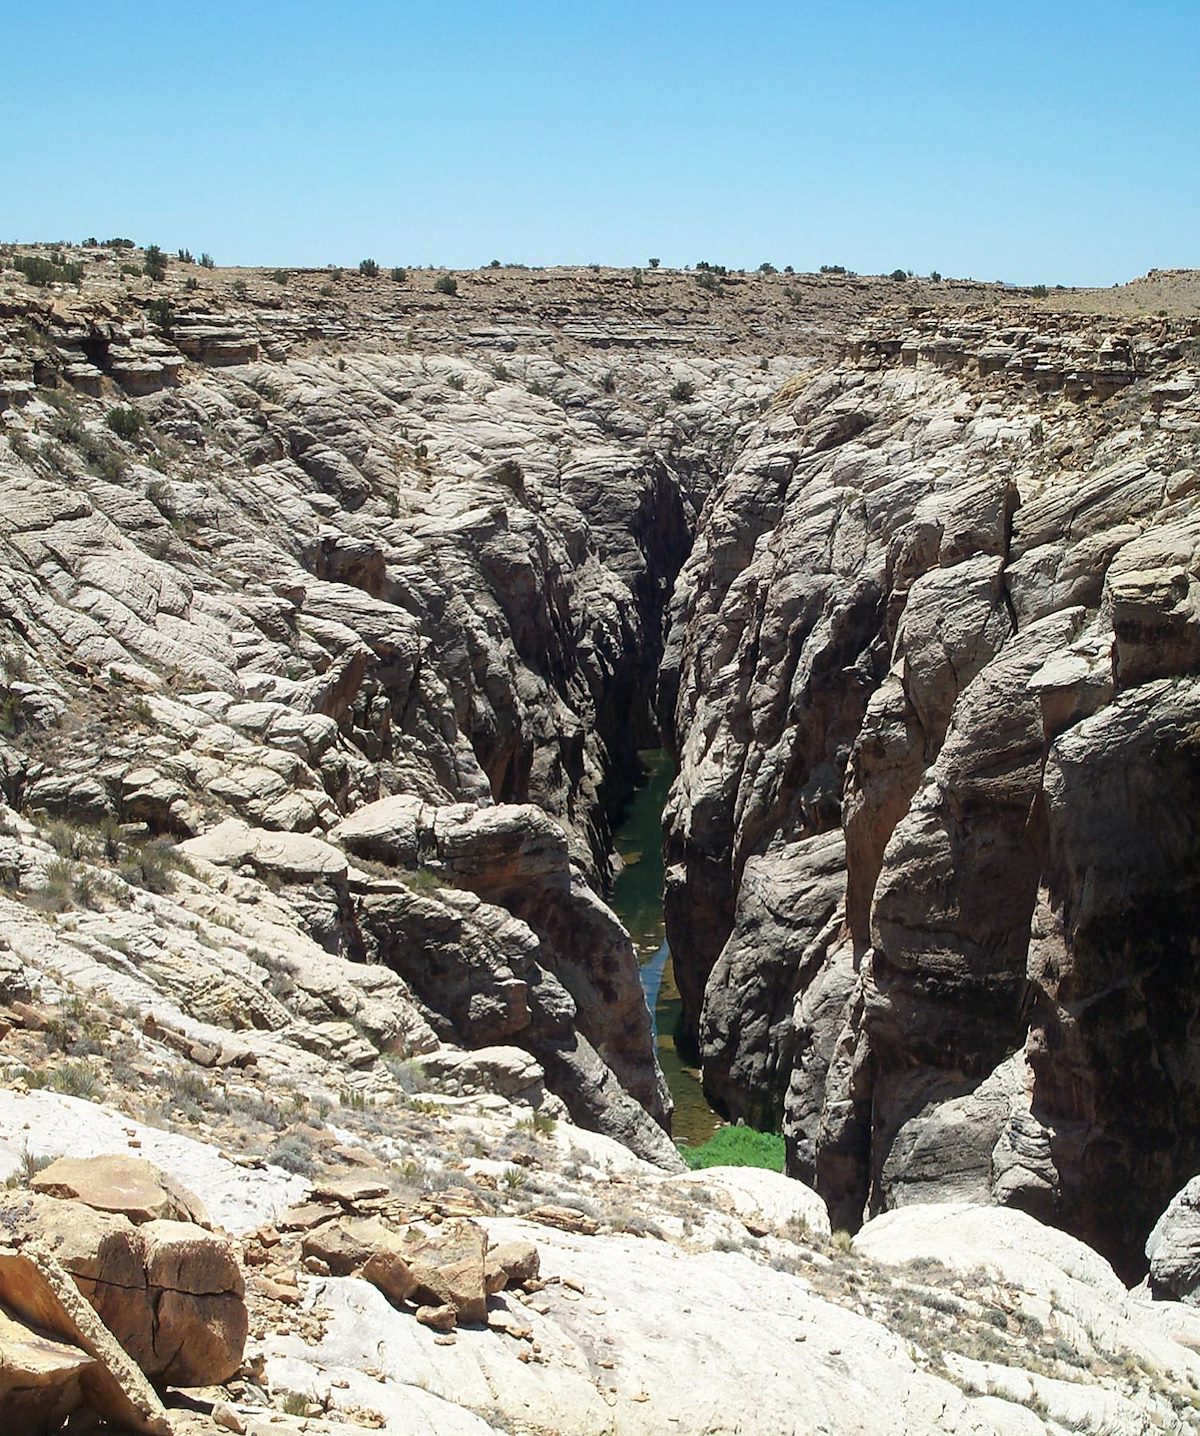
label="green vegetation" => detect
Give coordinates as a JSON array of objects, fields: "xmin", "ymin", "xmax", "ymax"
[
  {"xmin": 106, "ymin": 407, "xmax": 144, "ymax": 440},
  {"xmin": 147, "ymin": 297, "xmax": 173, "ymax": 333},
  {"xmin": 45, "ymin": 396, "xmax": 125, "ymax": 481},
  {"xmin": 271, "ymin": 269, "xmax": 289, "ymax": 285},
  {"xmin": 12, "ymin": 254, "xmax": 84, "ymax": 287},
  {"xmin": 669, "ymin": 379, "xmax": 696, "ymax": 402},
  {"xmin": 143, "ymin": 245, "xmax": 168, "ymax": 281},
  {"xmin": 358, "ymin": 257, "xmax": 379, "ymax": 277},
  {"xmin": 199, "ymin": 252, "xmax": 215, "ymax": 269},
  {"xmin": 680, "ymin": 1125, "xmax": 785, "ymax": 1171},
  {"xmin": 648, "ymin": 257, "xmax": 660, "ymax": 268},
  {"xmin": 390, "ymin": 266, "xmax": 407, "ymax": 282},
  {"xmin": 434, "ymin": 274, "xmax": 458, "ymax": 296}
]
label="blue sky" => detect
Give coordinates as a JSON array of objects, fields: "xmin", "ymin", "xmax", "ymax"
[{"xmin": 6, "ymin": 1, "xmax": 1197, "ymax": 284}]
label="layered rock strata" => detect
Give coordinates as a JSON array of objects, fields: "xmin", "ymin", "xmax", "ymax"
[{"xmin": 663, "ymin": 317, "xmax": 1200, "ymax": 1273}]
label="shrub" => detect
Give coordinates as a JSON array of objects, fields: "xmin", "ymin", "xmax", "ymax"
[
  {"xmin": 104, "ymin": 237, "xmax": 135, "ymax": 250},
  {"xmin": 176, "ymin": 248, "xmax": 194, "ymax": 263},
  {"xmin": 118, "ymin": 838, "xmax": 190, "ymax": 895},
  {"xmin": 669, "ymin": 379, "xmax": 696, "ymax": 402},
  {"xmin": 0, "ymin": 691, "xmax": 22, "ymax": 737},
  {"xmin": 929, "ymin": 270, "xmax": 942, "ymax": 282},
  {"xmin": 648, "ymin": 257, "xmax": 660, "ymax": 268},
  {"xmin": 143, "ymin": 245, "xmax": 168, "ymax": 281},
  {"xmin": 199, "ymin": 252, "xmax": 215, "ymax": 269},
  {"xmin": 30, "ymin": 859, "xmax": 76, "ymax": 913},
  {"xmin": 184, "ymin": 276, "xmax": 198, "ymax": 291},
  {"xmin": 758, "ymin": 261, "xmax": 777, "ymax": 274},
  {"xmin": 267, "ymin": 1133, "xmax": 316, "ymax": 1176},
  {"xmin": 13, "ymin": 254, "xmax": 84, "ymax": 287},
  {"xmin": 820, "ymin": 264, "xmax": 847, "ymax": 274},
  {"xmin": 434, "ymin": 274, "xmax": 458, "ymax": 296},
  {"xmin": 889, "ymin": 268, "xmax": 909, "ymax": 281},
  {"xmin": 1029, "ymin": 283, "xmax": 1048, "ymax": 298},
  {"xmin": 47, "ymin": 1061, "xmax": 102, "ymax": 1099},
  {"xmin": 358, "ymin": 258, "xmax": 379, "ymax": 277},
  {"xmin": 319, "ymin": 283, "xmax": 334, "ymax": 297},
  {"xmin": 149, "ymin": 292, "xmax": 175, "ymax": 327},
  {"xmin": 680, "ymin": 1125, "xmax": 785, "ymax": 1171},
  {"xmin": 106, "ymin": 407, "xmax": 143, "ymax": 440},
  {"xmin": 271, "ymin": 269, "xmax": 289, "ymax": 285},
  {"xmin": 231, "ymin": 279, "xmax": 248, "ymax": 298},
  {"xmin": 390, "ymin": 266, "xmax": 407, "ymax": 282}
]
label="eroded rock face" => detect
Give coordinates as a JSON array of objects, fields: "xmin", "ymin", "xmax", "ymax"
[{"xmin": 663, "ymin": 329, "xmax": 1200, "ymax": 1273}]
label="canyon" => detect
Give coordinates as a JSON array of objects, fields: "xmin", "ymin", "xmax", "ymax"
[{"xmin": 3, "ymin": 246, "xmax": 1200, "ymax": 1433}]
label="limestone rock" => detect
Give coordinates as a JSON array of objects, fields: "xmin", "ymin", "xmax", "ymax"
[
  {"xmin": 0, "ymin": 1239, "xmax": 170, "ymax": 1434},
  {"xmin": 483, "ymin": 1239, "xmax": 540, "ymax": 1293},
  {"xmin": 0, "ymin": 1304, "xmax": 95, "ymax": 1436},
  {"xmin": 5, "ymin": 1192, "xmax": 246, "ymax": 1387}
]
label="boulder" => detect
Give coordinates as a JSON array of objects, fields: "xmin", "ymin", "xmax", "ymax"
[
  {"xmin": 31, "ymin": 1154, "xmax": 210, "ymax": 1228},
  {"xmin": 138, "ymin": 1220, "xmax": 248, "ymax": 1386},
  {"xmin": 0, "ymin": 1240, "xmax": 170, "ymax": 1434},
  {"xmin": 483, "ymin": 1238, "xmax": 540, "ymax": 1294},
  {"xmin": 401, "ymin": 1219, "xmax": 488, "ymax": 1324},
  {"xmin": 302, "ymin": 1217, "xmax": 400, "ymax": 1278},
  {"xmin": 361, "ymin": 1249, "xmax": 418, "ymax": 1306},
  {"xmin": 180, "ymin": 818, "xmax": 348, "ymax": 882},
  {"xmin": 0, "ymin": 1304, "xmax": 95, "ymax": 1436},
  {"xmin": 6, "ymin": 1193, "xmax": 245, "ymax": 1387},
  {"xmin": 1147, "ymin": 1174, "xmax": 1200, "ymax": 1303}
]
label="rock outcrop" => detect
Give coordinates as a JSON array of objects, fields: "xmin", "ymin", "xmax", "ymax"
[
  {"xmin": 6, "ymin": 248, "xmax": 1200, "ymax": 1431},
  {"xmin": 662, "ymin": 325, "xmax": 1200, "ymax": 1273}
]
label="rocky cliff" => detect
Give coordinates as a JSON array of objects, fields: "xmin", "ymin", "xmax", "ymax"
[
  {"xmin": 662, "ymin": 306, "xmax": 1200, "ymax": 1275},
  {"xmin": 5, "ymin": 246, "xmax": 1200, "ymax": 1432}
]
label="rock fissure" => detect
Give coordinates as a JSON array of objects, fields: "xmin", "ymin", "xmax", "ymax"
[{"xmin": 6, "ymin": 257, "xmax": 1200, "ymax": 1433}]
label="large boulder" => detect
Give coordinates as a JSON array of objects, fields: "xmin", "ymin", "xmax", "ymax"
[
  {"xmin": 0, "ymin": 1304, "xmax": 96, "ymax": 1436},
  {"xmin": 400, "ymin": 1219, "xmax": 488, "ymax": 1325},
  {"xmin": 0, "ymin": 1238, "xmax": 170, "ymax": 1434},
  {"xmin": 303, "ymin": 1214, "xmax": 489, "ymax": 1326},
  {"xmin": 5, "ymin": 1191, "xmax": 246, "ymax": 1387}
]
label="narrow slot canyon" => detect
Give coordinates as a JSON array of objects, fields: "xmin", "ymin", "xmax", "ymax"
[{"xmin": 6, "ymin": 254, "xmax": 1200, "ymax": 1434}]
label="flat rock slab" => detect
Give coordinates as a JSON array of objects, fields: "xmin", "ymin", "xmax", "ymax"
[
  {"xmin": 310, "ymin": 1174, "xmax": 390, "ymax": 1206},
  {"xmin": 0, "ymin": 1089, "xmax": 307, "ymax": 1233},
  {"xmin": 32, "ymin": 1153, "xmax": 210, "ymax": 1227}
]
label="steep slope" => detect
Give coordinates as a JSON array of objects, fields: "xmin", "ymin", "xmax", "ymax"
[{"xmin": 663, "ymin": 310, "xmax": 1200, "ymax": 1274}]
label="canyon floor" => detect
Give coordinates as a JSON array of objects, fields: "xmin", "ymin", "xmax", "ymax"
[{"xmin": 3, "ymin": 246, "xmax": 1200, "ymax": 1434}]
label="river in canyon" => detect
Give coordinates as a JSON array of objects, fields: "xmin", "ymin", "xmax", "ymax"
[{"xmin": 610, "ymin": 750, "xmax": 719, "ymax": 1150}]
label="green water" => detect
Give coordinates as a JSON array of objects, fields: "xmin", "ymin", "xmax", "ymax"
[{"xmin": 610, "ymin": 750, "xmax": 719, "ymax": 1149}]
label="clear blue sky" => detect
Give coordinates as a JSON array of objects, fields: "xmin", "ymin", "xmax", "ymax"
[{"xmin": 6, "ymin": 0, "xmax": 1197, "ymax": 285}]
